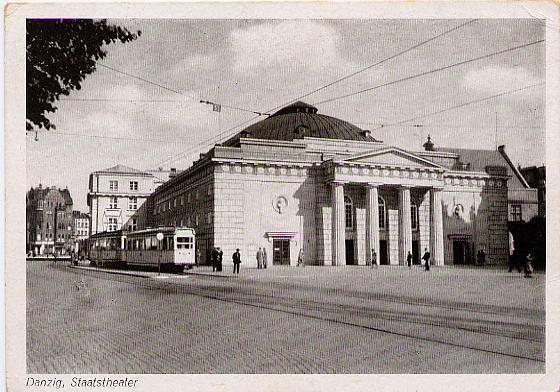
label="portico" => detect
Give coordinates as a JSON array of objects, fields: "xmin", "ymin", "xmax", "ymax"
[{"xmin": 325, "ymin": 147, "xmax": 446, "ymax": 266}]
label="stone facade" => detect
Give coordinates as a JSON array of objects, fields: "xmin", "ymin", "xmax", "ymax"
[
  {"xmin": 141, "ymin": 103, "xmax": 536, "ymax": 268},
  {"xmin": 88, "ymin": 165, "xmax": 163, "ymax": 235}
]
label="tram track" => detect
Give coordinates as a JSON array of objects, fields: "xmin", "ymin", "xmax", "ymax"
[{"xmin": 59, "ymin": 263, "xmax": 545, "ymax": 364}]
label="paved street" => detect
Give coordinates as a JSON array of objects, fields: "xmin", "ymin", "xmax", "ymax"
[{"xmin": 27, "ymin": 260, "xmax": 545, "ymax": 374}]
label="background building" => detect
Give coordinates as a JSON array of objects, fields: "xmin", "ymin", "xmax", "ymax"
[
  {"xmin": 26, "ymin": 185, "xmax": 74, "ymax": 256},
  {"xmin": 146, "ymin": 102, "xmax": 539, "ymax": 268},
  {"xmin": 72, "ymin": 211, "xmax": 90, "ymax": 240},
  {"xmin": 87, "ymin": 165, "xmax": 162, "ymax": 235}
]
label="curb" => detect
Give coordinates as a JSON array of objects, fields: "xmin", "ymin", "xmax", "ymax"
[{"xmin": 68, "ymin": 265, "xmax": 158, "ymax": 279}]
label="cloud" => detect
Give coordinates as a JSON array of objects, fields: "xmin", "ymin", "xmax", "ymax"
[{"xmin": 461, "ymin": 65, "xmax": 543, "ymax": 97}]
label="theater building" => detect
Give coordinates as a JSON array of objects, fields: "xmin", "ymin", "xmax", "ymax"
[{"xmin": 147, "ymin": 102, "xmax": 532, "ymax": 267}]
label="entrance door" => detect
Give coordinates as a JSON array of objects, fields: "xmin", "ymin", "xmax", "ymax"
[
  {"xmin": 412, "ymin": 240, "xmax": 420, "ymax": 264},
  {"xmin": 273, "ymin": 239, "xmax": 290, "ymax": 265},
  {"xmin": 345, "ymin": 240, "xmax": 355, "ymax": 265},
  {"xmin": 379, "ymin": 240, "xmax": 388, "ymax": 265},
  {"xmin": 453, "ymin": 241, "xmax": 471, "ymax": 264}
]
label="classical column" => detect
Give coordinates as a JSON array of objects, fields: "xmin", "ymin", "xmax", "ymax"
[
  {"xmin": 398, "ymin": 185, "xmax": 413, "ymax": 265},
  {"xmin": 430, "ymin": 187, "xmax": 445, "ymax": 266},
  {"xmin": 365, "ymin": 184, "xmax": 380, "ymax": 266},
  {"xmin": 331, "ymin": 181, "xmax": 346, "ymax": 266}
]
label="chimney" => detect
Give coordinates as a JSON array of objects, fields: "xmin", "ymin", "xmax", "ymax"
[
  {"xmin": 361, "ymin": 130, "xmax": 371, "ymax": 138},
  {"xmin": 169, "ymin": 168, "xmax": 177, "ymax": 179}
]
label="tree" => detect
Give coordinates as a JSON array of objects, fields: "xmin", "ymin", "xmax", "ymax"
[{"xmin": 26, "ymin": 19, "xmax": 141, "ymax": 131}]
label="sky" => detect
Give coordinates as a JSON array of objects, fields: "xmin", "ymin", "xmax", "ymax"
[{"xmin": 26, "ymin": 19, "xmax": 545, "ymax": 212}]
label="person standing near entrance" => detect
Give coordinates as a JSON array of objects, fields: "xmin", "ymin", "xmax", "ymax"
[
  {"xmin": 256, "ymin": 247, "xmax": 263, "ymax": 269},
  {"xmin": 422, "ymin": 248, "xmax": 431, "ymax": 271},
  {"xmin": 232, "ymin": 249, "xmax": 241, "ymax": 274},
  {"xmin": 263, "ymin": 248, "xmax": 268, "ymax": 269},
  {"xmin": 407, "ymin": 251, "xmax": 413, "ymax": 268},
  {"xmin": 211, "ymin": 247, "xmax": 219, "ymax": 272},
  {"xmin": 217, "ymin": 247, "xmax": 224, "ymax": 272},
  {"xmin": 371, "ymin": 249, "xmax": 377, "ymax": 269},
  {"xmin": 297, "ymin": 248, "xmax": 305, "ymax": 267}
]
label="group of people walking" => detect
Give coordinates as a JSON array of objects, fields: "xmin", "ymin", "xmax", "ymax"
[
  {"xmin": 210, "ymin": 246, "xmax": 242, "ymax": 274},
  {"xmin": 508, "ymin": 250, "xmax": 534, "ymax": 278},
  {"xmin": 370, "ymin": 248, "xmax": 432, "ymax": 270},
  {"xmin": 256, "ymin": 247, "xmax": 268, "ymax": 269}
]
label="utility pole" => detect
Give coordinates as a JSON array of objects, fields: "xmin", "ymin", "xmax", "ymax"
[{"xmin": 494, "ymin": 112, "xmax": 498, "ymax": 149}]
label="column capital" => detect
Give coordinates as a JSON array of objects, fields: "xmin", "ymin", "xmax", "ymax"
[
  {"xmin": 330, "ymin": 180, "xmax": 346, "ymax": 186},
  {"xmin": 365, "ymin": 182, "xmax": 382, "ymax": 189},
  {"xmin": 431, "ymin": 186, "xmax": 445, "ymax": 192},
  {"xmin": 399, "ymin": 184, "xmax": 414, "ymax": 190}
]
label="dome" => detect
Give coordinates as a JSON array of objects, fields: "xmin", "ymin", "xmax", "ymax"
[{"xmin": 224, "ymin": 101, "xmax": 380, "ymax": 145}]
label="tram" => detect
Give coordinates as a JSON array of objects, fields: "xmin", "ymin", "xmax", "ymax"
[
  {"xmin": 84, "ymin": 227, "xmax": 196, "ymax": 273},
  {"xmin": 124, "ymin": 227, "xmax": 196, "ymax": 272}
]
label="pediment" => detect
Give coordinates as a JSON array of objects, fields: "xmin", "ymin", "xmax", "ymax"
[{"xmin": 338, "ymin": 147, "xmax": 444, "ymax": 169}]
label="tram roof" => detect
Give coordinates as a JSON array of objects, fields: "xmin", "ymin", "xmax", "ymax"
[{"xmin": 125, "ymin": 227, "xmax": 195, "ymax": 237}]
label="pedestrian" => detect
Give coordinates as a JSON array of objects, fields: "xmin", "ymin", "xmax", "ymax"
[
  {"xmin": 422, "ymin": 248, "xmax": 431, "ymax": 271},
  {"xmin": 256, "ymin": 247, "xmax": 263, "ymax": 269},
  {"xmin": 480, "ymin": 249, "xmax": 486, "ymax": 266},
  {"xmin": 371, "ymin": 249, "xmax": 377, "ymax": 269},
  {"xmin": 407, "ymin": 251, "xmax": 413, "ymax": 268},
  {"xmin": 217, "ymin": 247, "xmax": 223, "ymax": 272},
  {"xmin": 211, "ymin": 247, "xmax": 218, "ymax": 272},
  {"xmin": 508, "ymin": 249, "xmax": 522, "ymax": 273},
  {"xmin": 232, "ymin": 248, "xmax": 241, "ymax": 274},
  {"xmin": 196, "ymin": 247, "xmax": 201, "ymax": 267},
  {"xmin": 263, "ymin": 248, "xmax": 268, "ymax": 269},
  {"xmin": 524, "ymin": 252, "xmax": 534, "ymax": 278},
  {"xmin": 297, "ymin": 248, "xmax": 305, "ymax": 267}
]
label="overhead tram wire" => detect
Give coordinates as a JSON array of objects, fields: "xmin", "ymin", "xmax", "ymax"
[
  {"xmin": 147, "ymin": 114, "xmax": 262, "ymax": 170},
  {"xmin": 263, "ymin": 19, "xmax": 479, "ymax": 114},
  {"xmin": 312, "ymin": 39, "xmax": 545, "ymax": 106},
  {"xmin": 47, "ymin": 131, "xmax": 195, "ymax": 143},
  {"xmin": 98, "ymin": 63, "xmax": 268, "ymax": 115},
  {"xmin": 368, "ymin": 83, "xmax": 544, "ymax": 131},
  {"xmin": 149, "ymin": 20, "xmax": 481, "ymax": 169}
]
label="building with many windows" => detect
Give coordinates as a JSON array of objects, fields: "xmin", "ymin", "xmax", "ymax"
[
  {"xmin": 87, "ymin": 165, "xmax": 165, "ymax": 235},
  {"xmin": 72, "ymin": 211, "xmax": 90, "ymax": 241},
  {"xmin": 26, "ymin": 185, "xmax": 74, "ymax": 256},
  {"xmin": 145, "ymin": 102, "xmax": 538, "ymax": 268}
]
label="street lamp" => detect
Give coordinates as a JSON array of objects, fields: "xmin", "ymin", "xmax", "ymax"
[{"xmin": 156, "ymin": 232, "xmax": 164, "ymax": 275}]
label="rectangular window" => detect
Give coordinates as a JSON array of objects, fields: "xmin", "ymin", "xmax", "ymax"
[
  {"xmin": 128, "ymin": 196, "xmax": 138, "ymax": 210},
  {"xmin": 187, "ymin": 192, "xmax": 191, "ymax": 203},
  {"xmin": 129, "ymin": 181, "xmax": 138, "ymax": 191},
  {"xmin": 180, "ymin": 196, "xmax": 184, "ymax": 206},
  {"xmin": 131, "ymin": 218, "xmax": 137, "ymax": 231},
  {"xmin": 109, "ymin": 180, "xmax": 118, "ymax": 190},
  {"xmin": 176, "ymin": 237, "xmax": 193, "ymax": 249},
  {"xmin": 109, "ymin": 196, "xmax": 118, "ymax": 209},
  {"xmin": 207, "ymin": 212, "xmax": 212, "ymax": 224},
  {"xmin": 411, "ymin": 205, "xmax": 418, "ymax": 230},
  {"xmin": 173, "ymin": 198, "xmax": 177, "ymax": 208},
  {"xmin": 108, "ymin": 217, "xmax": 118, "ymax": 232},
  {"xmin": 510, "ymin": 204, "xmax": 522, "ymax": 222}
]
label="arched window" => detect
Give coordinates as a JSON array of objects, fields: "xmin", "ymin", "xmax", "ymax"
[
  {"xmin": 344, "ymin": 196, "xmax": 353, "ymax": 228},
  {"xmin": 378, "ymin": 197, "xmax": 386, "ymax": 229},
  {"xmin": 411, "ymin": 203, "xmax": 418, "ymax": 230}
]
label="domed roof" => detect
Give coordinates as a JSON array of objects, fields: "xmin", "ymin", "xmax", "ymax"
[{"xmin": 224, "ymin": 101, "xmax": 380, "ymax": 145}]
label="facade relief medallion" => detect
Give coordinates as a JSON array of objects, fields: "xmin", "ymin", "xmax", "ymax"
[
  {"xmin": 453, "ymin": 204, "xmax": 465, "ymax": 219},
  {"xmin": 234, "ymin": 166, "xmax": 242, "ymax": 173},
  {"xmin": 268, "ymin": 167, "xmax": 276, "ymax": 174},
  {"xmin": 422, "ymin": 172, "xmax": 429, "ymax": 178},
  {"xmin": 257, "ymin": 167, "xmax": 265, "ymax": 174},
  {"xmin": 222, "ymin": 164, "xmax": 230, "ymax": 172},
  {"xmin": 290, "ymin": 168, "xmax": 298, "ymax": 176},
  {"xmin": 341, "ymin": 167, "xmax": 349, "ymax": 174},
  {"xmin": 402, "ymin": 171, "xmax": 409, "ymax": 177},
  {"xmin": 246, "ymin": 166, "xmax": 254, "ymax": 173},
  {"xmin": 412, "ymin": 171, "xmax": 419, "ymax": 178},
  {"xmin": 363, "ymin": 168, "xmax": 370, "ymax": 175},
  {"xmin": 383, "ymin": 169, "xmax": 390, "ymax": 176},
  {"xmin": 272, "ymin": 195, "xmax": 289, "ymax": 214},
  {"xmin": 280, "ymin": 168, "xmax": 287, "ymax": 175},
  {"xmin": 373, "ymin": 169, "xmax": 380, "ymax": 176},
  {"xmin": 431, "ymin": 173, "xmax": 438, "ymax": 179},
  {"xmin": 351, "ymin": 167, "xmax": 359, "ymax": 174}
]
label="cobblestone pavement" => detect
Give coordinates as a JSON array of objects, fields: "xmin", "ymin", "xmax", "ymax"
[{"xmin": 27, "ymin": 261, "xmax": 545, "ymax": 374}]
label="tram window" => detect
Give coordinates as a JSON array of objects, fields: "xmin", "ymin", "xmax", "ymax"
[
  {"xmin": 169, "ymin": 237, "xmax": 174, "ymax": 249},
  {"xmin": 177, "ymin": 237, "xmax": 193, "ymax": 249}
]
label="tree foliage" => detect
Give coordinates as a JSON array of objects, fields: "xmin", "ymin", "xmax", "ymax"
[{"xmin": 26, "ymin": 19, "xmax": 140, "ymax": 131}]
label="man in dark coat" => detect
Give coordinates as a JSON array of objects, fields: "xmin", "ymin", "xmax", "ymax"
[
  {"xmin": 211, "ymin": 247, "xmax": 219, "ymax": 272},
  {"xmin": 407, "ymin": 251, "xmax": 413, "ymax": 268},
  {"xmin": 232, "ymin": 249, "xmax": 241, "ymax": 274},
  {"xmin": 422, "ymin": 248, "xmax": 431, "ymax": 271},
  {"xmin": 217, "ymin": 247, "xmax": 223, "ymax": 272}
]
